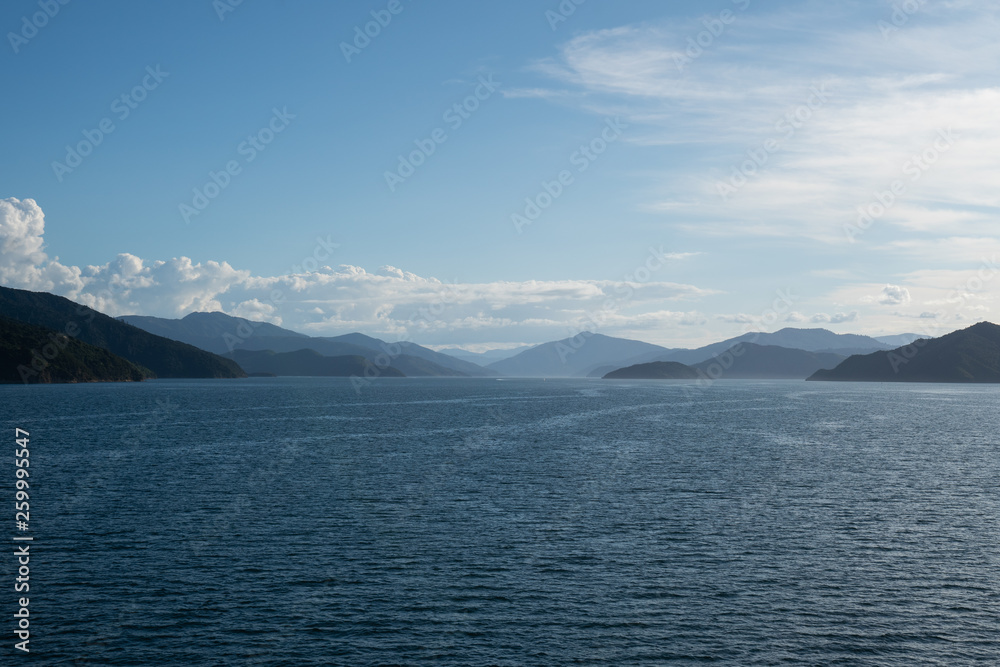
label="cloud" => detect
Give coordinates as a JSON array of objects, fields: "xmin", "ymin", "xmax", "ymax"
[
  {"xmin": 0, "ymin": 197, "xmax": 83, "ymax": 294},
  {"xmin": 878, "ymin": 284, "xmax": 912, "ymax": 305},
  {"xmin": 0, "ymin": 197, "xmax": 716, "ymax": 346},
  {"xmin": 811, "ymin": 311, "xmax": 860, "ymax": 324},
  {"xmin": 528, "ymin": 6, "xmax": 1000, "ymax": 243}
]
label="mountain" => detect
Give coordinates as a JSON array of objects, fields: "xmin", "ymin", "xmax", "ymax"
[
  {"xmin": 659, "ymin": 328, "xmax": 889, "ymax": 365},
  {"xmin": 691, "ymin": 343, "xmax": 845, "ymax": 379},
  {"xmin": 225, "ymin": 349, "xmax": 404, "ymax": 378},
  {"xmin": 322, "ymin": 333, "xmax": 495, "ymax": 377},
  {"xmin": 436, "ymin": 345, "xmax": 534, "ymax": 366},
  {"xmin": 1, "ymin": 317, "xmax": 151, "ymax": 384},
  {"xmin": 0, "ymin": 286, "xmax": 245, "ymax": 378},
  {"xmin": 808, "ymin": 322, "xmax": 1000, "ymax": 383},
  {"xmin": 603, "ymin": 361, "xmax": 699, "ymax": 380},
  {"xmin": 486, "ymin": 333, "xmax": 673, "ymax": 377},
  {"xmin": 121, "ymin": 312, "xmax": 491, "ymax": 377},
  {"xmin": 875, "ymin": 333, "xmax": 925, "ymax": 347},
  {"xmin": 121, "ymin": 312, "xmax": 308, "ymax": 348}
]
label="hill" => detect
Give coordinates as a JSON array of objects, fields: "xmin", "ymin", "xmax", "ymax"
[
  {"xmin": 875, "ymin": 333, "xmax": 925, "ymax": 347},
  {"xmin": 121, "ymin": 312, "xmax": 491, "ymax": 377},
  {"xmin": 0, "ymin": 317, "xmax": 151, "ymax": 384},
  {"xmin": 660, "ymin": 328, "xmax": 888, "ymax": 365},
  {"xmin": 437, "ymin": 345, "xmax": 533, "ymax": 366},
  {"xmin": 0, "ymin": 286, "xmax": 245, "ymax": 378},
  {"xmin": 121, "ymin": 312, "xmax": 308, "ymax": 347},
  {"xmin": 225, "ymin": 349, "xmax": 405, "ymax": 378},
  {"xmin": 691, "ymin": 343, "xmax": 845, "ymax": 380},
  {"xmin": 487, "ymin": 333, "xmax": 673, "ymax": 377},
  {"xmin": 603, "ymin": 361, "xmax": 699, "ymax": 380},
  {"xmin": 808, "ymin": 322, "xmax": 1000, "ymax": 383}
]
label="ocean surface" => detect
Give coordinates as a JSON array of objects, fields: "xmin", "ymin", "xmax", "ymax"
[{"xmin": 3, "ymin": 377, "xmax": 999, "ymax": 665}]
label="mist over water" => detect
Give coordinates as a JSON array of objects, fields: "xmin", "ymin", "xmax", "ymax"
[{"xmin": 5, "ymin": 378, "xmax": 999, "ymax": 665}]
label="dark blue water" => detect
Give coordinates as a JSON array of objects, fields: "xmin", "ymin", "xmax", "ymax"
[{"xmin": 3, "ymin": 378, "xmax": 999, "ymax": 665}]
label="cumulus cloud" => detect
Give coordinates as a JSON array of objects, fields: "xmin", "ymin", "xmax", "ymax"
[
  {"xmin": 811, "ymin": 311, "xmax": 860, "ymax": 324},
  {"xmin": 878, "ymin": 284, "xmax": 912, "ymax": 305},
  {"xmin": 0, "ymin": 197, "xmax": 83, "ymax": 294},
  {"xmin": 0, "ymin": 197, "xmax": 716, "ymax": 346}
]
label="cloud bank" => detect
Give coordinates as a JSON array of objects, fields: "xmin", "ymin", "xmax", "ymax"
[{"xmin": 1, "ymin": 197, "xmax": 718, "ymax": 346}]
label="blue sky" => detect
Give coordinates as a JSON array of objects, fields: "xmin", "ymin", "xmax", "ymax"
[{"xmin": 1, "ymin": 0, "xmax": 998, "ymax": 350}]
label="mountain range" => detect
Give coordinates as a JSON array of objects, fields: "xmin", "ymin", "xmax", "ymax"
[
  {"xmin": 225, "ymin": 349, "xmax": 405, "ymax": 378},
  {"xmin": 120, "ymin": 313, "xmax": 493, "ymax": 377},
  {"xmin": 484, "ymin": 328, "xmax": 890, "ymax": 378},
  {"xmin": 0, "ymin": 316, "xmax": 151, "ymax": 383},
  {"xmin": 0, "ymin": 286, "xmax": 245, "ymax": 381},
  {"xmin": 4, "ymin": 284, "xmax": 996, "ymax": 385},
  {"xmin": 604, "ymin": 343, "xmax": 847, "ymax": 381},
  {"xmin": 808, "ymin": 322, "xmax": 1000, "ymax": 382}
]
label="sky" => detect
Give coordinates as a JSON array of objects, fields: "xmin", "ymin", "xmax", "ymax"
[{"xmin": 1, "ymin": 0, "xmax": 998, "ymax": 351}]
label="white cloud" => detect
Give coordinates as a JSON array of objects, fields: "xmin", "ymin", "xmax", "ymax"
[
  {"xmin": 0, "ymin": 197, "xmax": 83, "ymax": 294},
  {"xmin": 529, "ymin": 6, "xmax": 1000, "ymax": 243},
  {"xmin": 811, "ymin": 312, "xmax": 860, "ymax": 324},
  {"xmin": 877, "ymin": 284, "xmax": 912, "ymax": 305},
  {"xmin": 0, "ymin": 198, "xmax": 718, "ymax": 346}
]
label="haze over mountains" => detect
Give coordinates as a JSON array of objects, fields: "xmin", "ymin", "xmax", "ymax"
[
  {"xmin": 2, "ymin": 285, "xmax": 997, "ymax": 385},
  {"xmin": 485, "ymin": 328, "xmax": 891, "ymax": 378},
  {"xmin": 121, "ymin": 313, "xmax": 493, "ymax": 378}
]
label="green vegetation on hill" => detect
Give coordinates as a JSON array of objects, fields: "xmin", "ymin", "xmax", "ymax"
[
  {"xmin": 808, "ymin": 322, "xmax": 1000, "ymax": 383},
  {"xmin": 603, "ymin": 361, "xmax": 699, "ymax": 380},
  {"xmin": 0, "ymin": 285, "xmax": 245, "ymax": 379},
  {"xmin": 0, "ymin": 317, "xmax": 150, "ymax": 384},
  {"xmin": 692, "ymin": 343, "xmax": 845, "ymax": 379}
]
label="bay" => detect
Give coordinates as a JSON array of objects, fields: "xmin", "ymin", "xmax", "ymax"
[{"xmin": 3, "ymin": 378, "xmax": 999, "ymax": 665}]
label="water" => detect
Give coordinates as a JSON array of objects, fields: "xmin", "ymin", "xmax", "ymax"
[{"xmin": 3, "ymin": 378, "xmax": 999, "ymax": 665}]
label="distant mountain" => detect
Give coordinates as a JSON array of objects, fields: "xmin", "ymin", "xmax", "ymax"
[
  {"xmin": 0, "ymin": 286, "xmax": 245, "ymax": 379},
  {"xmin": 1, "ymin": 317, "xmax": 150, "ymax": 384},
  {"xmin": 225, "ymin": 349, "xmax": 404, "ymax": 378},
  {"xmin": 121, "ymin": 312, "xmax": 307, "ymax": 347},
  {"xmin": 322, "ymin": 333, "xmax": 494, "ymax": 377},
  {"xmin": 486, "ymin": 333, "xmax": 673, "ymax": 377},
  {"xmin": 808, "ymin": 322, "xmax": 1000, "ymax": 383},
  {"xmin": 603, "ymin": 361, "xmax": 699, "ymax": 380},
  {"xmin": 875, "ymin": 333, "xmax": 925, "ymax": 347},
  {"xmin": 121, "ymin": 312, "xmax": 491, "ymax": 377},
  {"xmin": 691, "ymin": 343, "xmax": 845, "ymax": 379},
  {"xmin": 437, "ymin": 345, "xmax": 533, "ymax": 366},
  {"xmin": 660, "ymin": 328, "xmax": 889, "ymax": 365}
]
